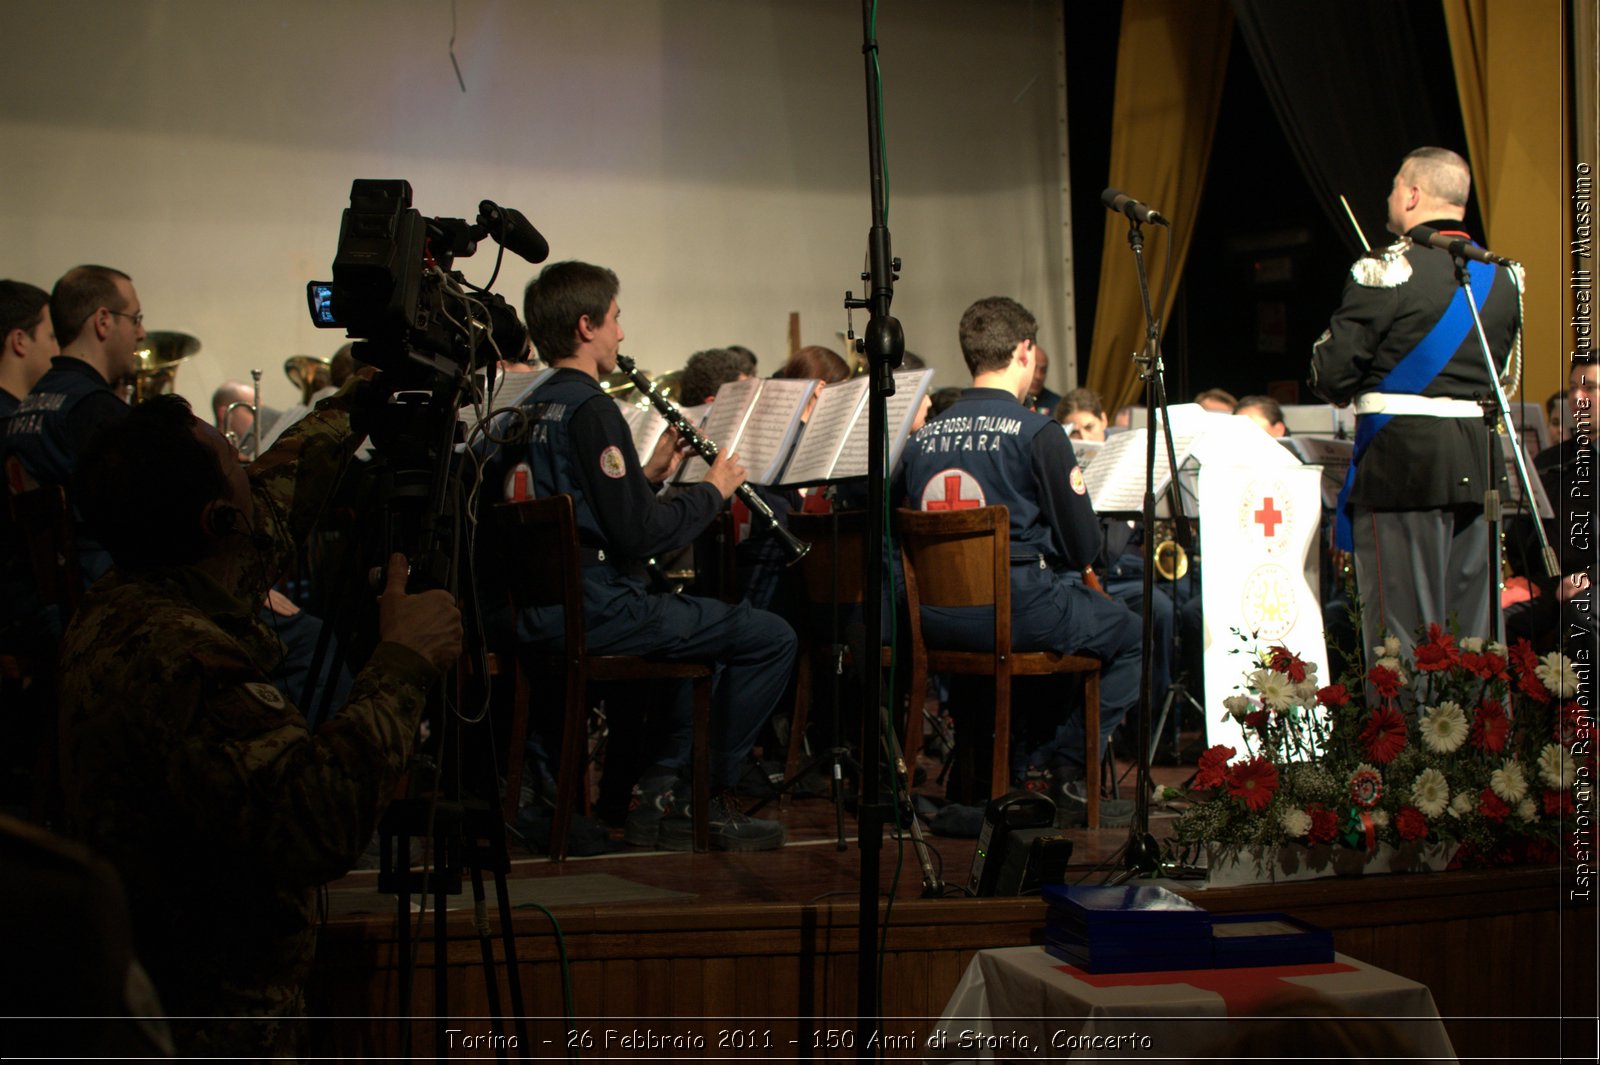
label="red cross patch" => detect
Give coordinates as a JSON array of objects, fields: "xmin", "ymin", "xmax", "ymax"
[{"xmin": 920, "ymin": 468, "xmax": 986, "ymax": 511}]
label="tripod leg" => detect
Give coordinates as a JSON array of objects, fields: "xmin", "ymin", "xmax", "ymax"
[
  {"xmin": 468, "ymin": 862, "xmax": 507, "ymax": 1059},
  {"xmin": 878, "ymin": 704, "xmax": 942, "ymax": 897}
]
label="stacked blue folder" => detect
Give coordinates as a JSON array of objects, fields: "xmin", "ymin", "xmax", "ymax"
[{"xmin": 1041, "ymin": 884, "xmax": 1214, "ymax": 973}]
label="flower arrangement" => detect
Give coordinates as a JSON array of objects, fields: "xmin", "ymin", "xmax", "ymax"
[{"xmin": 1167, "ymin": 626, "xmax": 1589, "ymax": 871}]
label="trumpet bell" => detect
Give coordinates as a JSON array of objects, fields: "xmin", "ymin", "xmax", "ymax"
[
  {"xmin": 1154, "ymin": 539, "xmax": 1189, "ymax": 582},
  {"xmin": 131, "ymin": 331, "xmax": 201, "ymax": 404}
]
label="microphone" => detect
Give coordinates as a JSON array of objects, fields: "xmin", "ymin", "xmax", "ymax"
[
  {"xmin": 1406, "ymin": 224, "xmax": 1517, "ymax": 266},
  {"xmin": 1102, "ymin": 187, "xmax": 1168, "ymax": 226},
  {"xmin": 476, "ymin": 200, "xmax": 550, "ymax": 264}
]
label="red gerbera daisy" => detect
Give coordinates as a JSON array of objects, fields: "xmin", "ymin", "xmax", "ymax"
[
  {"xmin": 1368, "ymin": 664, "xmax": 1403, "ymax": 700},
  {"xmin": 1193, "ymin": 745, "xmax": 1235, "ymax": 790},
  {"xmin": 1471, "ymin": 699, "xmax": 1510, "ymax": 753},
  {"xmin": 1269, "ymin": 645, "xmax": 1308, "ymax": 683},
  {"xmin": 1316, "ymin": 683, "xmax": 1350, "ymax": 708},
  {"xmin": 1306, "ymin": 803, "xmax": 1338, "ymax": 844},
  {"xmin": 1510, "ymin": 638, "xmax": 1550, "ymax": 700},
  {"xmin": 1543, "ymin": 789, "xmax": 1576, "ymax": 817},
  {"xmin": 1244, "ymin": 710, "xmax": 1269, "ymax": 729},
  {"xmin": 1225, "ymin": 756, "xmax": 1280, "ymax": 812},
  {"xmin": 1461, "ymin": 651, "xmax": 1508, "ymax": 681},
  {"xmin": 1396, "ymin": 806, "xmax": 1429, "ymax": 842},
  {"xmin": 1359, "ymin": 706, "xmax": 1408, "ymax": 764},
  {"xmin": 1479, "ymin": 787, "xmax": 1510, "ymax": 822},
  {"xmin": 1412, "ymin": 625, "xmax": 1457, "ymax": 672}
]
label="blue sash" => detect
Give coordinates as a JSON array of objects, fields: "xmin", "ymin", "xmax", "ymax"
[{"xmin": 1333, "ymin": 258, "xmax": 1496, "ymax": 550}]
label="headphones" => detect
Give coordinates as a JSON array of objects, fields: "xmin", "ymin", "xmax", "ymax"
[{"xmin": 207, "ymin": 504, "xmax": 244, "ymax": 537}]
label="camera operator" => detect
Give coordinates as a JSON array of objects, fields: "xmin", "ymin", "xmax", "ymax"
[{"xmin": 57, "ymin": 380, "xmax": 462, "ymax": 1059}]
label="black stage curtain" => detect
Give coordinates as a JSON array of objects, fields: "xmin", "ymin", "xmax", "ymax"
[{"xmin": 1230, "ymin": 0, "xmax": 1477, "ymax": 258}]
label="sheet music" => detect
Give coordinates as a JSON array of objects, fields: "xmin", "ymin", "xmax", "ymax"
[
  {"xmin": 1500, "ymin": 433, "xmax": 1555, "ymax": 520},
  {"xmin": 618, "ymin": 400, "xmax": 671, "ymax": 461},
  {"xmin": 1069, "ymin": 435, "xmax": 1103, "ymax": 469},
  {"xmin": 459, "ymin": 366, "xmax": 555, "ymax": 447},
  {"xmin": 1083, "ymin": 429, "xmax": 1199, "ymax": 514},
  {"xmin": 677, "ymin": 377, "xmax": 762, "ymax": 483},
  {"xmin": 1280, "ymin": 435, "xmax": 1354, "ymax": 510},
  {"xmin": 881, "ymin": 369, "xmax": 937, "ymax": 475},
  {"xmin": 738, "ymin": 378, "xmax": 817, "ymax": 483},
  {"xmin": 777, "ymin": 376, "xmax": 868, "ymax": 485}
]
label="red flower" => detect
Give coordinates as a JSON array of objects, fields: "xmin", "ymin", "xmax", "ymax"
[
  {"xmin": 1306, "ymin": 803, "xmax": 1338, "ymax": 844},
  {"xmin": 1461, "ymin": 651, "xmax": 1508, "ymax": 681},
  {"xmin": 1359, "ymin": 706, "xmax": 1408, "ymax": 764},
  {"xmin": 1244, "ymin": 710, "xmax": 1269, "ymax": 729},
  {"xmin": 1317, "ymin": 683, "xmax": 1350, "ymax": 708},
  {"xmin": 1269, "ymin": 645, "xmax": 1308, "ymax": 683},
  {"xmin": 1193, "ymin": 745, "xmax": 1235, "ymax": 790},
  {"xmin": 1555, "ymin": 702, "xmax": 1590, "ymax": 744},
  {"xmin": 1510, "ymin": 638, "xmax": 1551, "ymax": 700},
  {"xmin": 1396, "ymin": 806, "xmax": 1429, "ymax": 841},
  {"xmin": 1225, "ymin": 756, "xmax": 1280, "ymax": 812},
  {"xmin": 1471, "ymin": 699, "xmax": 1509, "ymax": 753},
  {"xmin": 1479, "ymin": 787, "xmax": 1510, "ymax": 822},
  {"xmin": 1368, "ymin": 664, "xmax": 1403, "ymax": 699},
  {"xmin": 1413, "ymin": 625, "xmax": 1458, "ymax": 672},
  {"xmin": 1543, "ymin": 789, "xmax": 1576, "ymax": 817}
]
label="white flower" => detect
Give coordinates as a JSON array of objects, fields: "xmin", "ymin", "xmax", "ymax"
[
  {"xmin": 1535, "ymin": 652, "xmax": 1579, "ymax": 698},
  {"xmin": 1376, "ymin": 635, "xmax": 1402, "ymax": 659},
  {"xmin": 1411, "ymin": 768, "xmax": 1450, "ymax": 817},
  {"xmin": 1292, "ymin": 681, "xmax": 1321, "ymax": 708},
  {"xmin": 1370, "ymin": 809, "xmax": 1390, "ymax": 828},
  {"xmin": 1449, "ymin": 791, "xmax": 1475, "ymax": 818},
  {"xmin": 1252, "ymin": 669, "xmax": 1295, "ymax": 711},
  {"xmin": 1538, "ymin": 744, "xmax": 1575, "ymax": 789},
  {"xmin": 1459, "ymin": 636, "xmax": 1485, "ymax": 654},
  {"xmin": 1516, "ymin": 798, "xmax": 1538, "ymax": 823},
  {"xmin": 1223, "ymin": 694, "xmax": 1253, "ymax": 721},
  {"xmin": 1280, "ymin": 806, "xmax": 1312, "ymax": 838},
  {"xmin": 1487, "ymin": 641, "xmax": 1508, "ymax": 659},
  {"xmin": 1420, "ymin": 702, "xmax": 1469, "ymax": 754},
  {"xmin": 1490, "ymin": 759, "xmax": 1529, "ymax": 804},
  {"xmin": 1375, "ymin": 656, "xmax": 1408, "ymax": 685}
]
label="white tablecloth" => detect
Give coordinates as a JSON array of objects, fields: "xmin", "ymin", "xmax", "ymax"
[{"xmin": 929, "ymin": 946, "xmax": 1456, "ymax": 1062}]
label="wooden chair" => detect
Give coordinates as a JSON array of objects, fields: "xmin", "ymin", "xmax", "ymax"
[
  {"xmin": 896, "ymin": 505, "xmax": 1102, "ymax": 829},
  {"xmin": 782, "ymin": 509, "xmax": 897, "ymax": 806},
  {"xmin": 494, "ymin": 495, "xmax": 713, "ymax": 859}
]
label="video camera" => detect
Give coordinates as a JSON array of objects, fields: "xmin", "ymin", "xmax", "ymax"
[{"xmin": 307, "ymin": 179, "xmax": 540, "ymax": 386}]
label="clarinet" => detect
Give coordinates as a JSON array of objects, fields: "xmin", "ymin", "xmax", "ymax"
[{"xmin": 615, "ymin": 353, "xmax": 810, "ymax": 565}]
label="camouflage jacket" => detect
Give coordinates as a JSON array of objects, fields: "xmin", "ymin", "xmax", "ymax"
[{"xmin": 57, "ymin": 382, "xmax": 436, "ymax": 1058}]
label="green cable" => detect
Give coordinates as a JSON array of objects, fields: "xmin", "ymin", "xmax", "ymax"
[{"xmin": 521, "ymin": 901, "xmax": 575, "ymax": 1056}]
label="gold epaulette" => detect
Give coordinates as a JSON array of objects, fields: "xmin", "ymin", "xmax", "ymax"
[{"xmin": 1350, "ymin": 238, "xmax": 1413, "ymax": 288}]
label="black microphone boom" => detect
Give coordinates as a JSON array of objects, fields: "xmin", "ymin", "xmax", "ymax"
[
  {"xmin": 1102, "ymin": 187, "xmax": 1169, "ymax": 226},
  {"xmin": 477, "ymin": 200, "xmax": 551, "ymax": 264},
  {"xmin": 1406, "ymin": 224, "xmax": 1517, "ymax": 266}
]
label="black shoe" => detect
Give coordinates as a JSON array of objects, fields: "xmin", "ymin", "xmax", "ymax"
[
  {"xmin": 623, "ymin": 772, "xmax": 680, "ymax": 848},
  {"xmin": 658, "ymin": 791, "xmax": 787, "ymax": 851},
  {"xmin": 1056, "ymin": 774, "xmax": 1135, "ymax": 828}
]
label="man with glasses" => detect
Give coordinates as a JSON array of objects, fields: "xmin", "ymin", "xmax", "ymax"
[{"xmin": 4, "ymin": 265, "xmax": 146, "ymax": 582}]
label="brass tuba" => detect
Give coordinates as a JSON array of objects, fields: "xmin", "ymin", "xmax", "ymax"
[
  {"xmin": 284, "ymin": 355, "xmax": 332, "ymax": 405},
  {"xmin": 130, "ymin": 331, "xmax": 201, "ymax": 404}
]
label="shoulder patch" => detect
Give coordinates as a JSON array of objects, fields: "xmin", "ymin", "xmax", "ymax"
[
  {"xmin": 241, "ymin": 682, "xmax": 288, "ymax": 710},
  {"xmin": 919, "ymin": 467, "xmax": 986, "ymax": 511},
  {"xmin": 1350, "ymin": 238, "xmax": 1413, "ymax": 288},
  {"xmin": 599, "ymin": 445, "xmax": 627, "ymax": 479},
  {"xmin": 1069, "ymin": 466, "xmax": 1087, "ymax": 495}
]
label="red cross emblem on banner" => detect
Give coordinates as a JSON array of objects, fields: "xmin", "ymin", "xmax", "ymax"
[
  {"xmin": 1254, "ymin": 496, "xmax": 1283, "ymax": 536},
  {"xmin": 921, "ymin": 468, "xmax": 986, "ymax": 511}
]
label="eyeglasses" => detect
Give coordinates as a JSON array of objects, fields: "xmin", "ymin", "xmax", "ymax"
[{"xmin": 109, "ymin": 310, "xmax": 144, "ymax": 327}]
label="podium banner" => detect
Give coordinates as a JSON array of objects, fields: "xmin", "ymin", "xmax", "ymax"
[{"xmin": 1199, "ymin": 465, "xmax": 1329, "ymax": 752}]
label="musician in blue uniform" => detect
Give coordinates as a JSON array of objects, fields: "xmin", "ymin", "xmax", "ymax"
[
  {"xmin": 1312, "ymin": 147, "xmax": 1520, "ymax": 660},
  {"xmin": 491, "ymin": 261, "xmax": 793, "ymax": 851},
  {"xmin": 902, "ymin": 296, "xmax": 1141, "ymax": 811}
]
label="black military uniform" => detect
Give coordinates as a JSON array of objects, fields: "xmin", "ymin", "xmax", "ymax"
[
  {"xmin": 1312, "ymin": 223, "xmax": 1519, "ymax": 656},
  {"xmin": 901, "ymin": 387, "xmax": 1140, "ymax": 779},
  {"xmin": 493, "ymin": 368, "xmax": 796, "ymax": 800}
]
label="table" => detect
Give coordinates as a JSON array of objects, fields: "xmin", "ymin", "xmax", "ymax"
[{"xmin": 930, "ymin": 946, "xmax": 1456, "ymax": 1062}]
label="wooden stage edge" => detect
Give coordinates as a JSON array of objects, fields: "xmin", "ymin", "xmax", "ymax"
[{"xmin": 311, "ymin": 864, "xmax": 1597, "ymax": 1060}]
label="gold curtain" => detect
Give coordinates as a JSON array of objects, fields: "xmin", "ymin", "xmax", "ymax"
[
  {"xmin": 1442, "ymin": 0, "xmax": 1568, "ymax": 407},
  {"xmin": 1083, "ymin": 0, "xmax": 1234, "ymax": 413}
]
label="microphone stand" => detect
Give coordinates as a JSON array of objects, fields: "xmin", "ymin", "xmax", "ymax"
[
  {"xmin": 844, "ymin": 0, "xmax": 904, "ymax": 1047},
  {"xmin": 1444, "ymin": 253, "xmax": 1558, "ymax": 640},
  {"xmin": 1108, "ymin": 212, "xmax": 1184, "ymax": 883}
]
